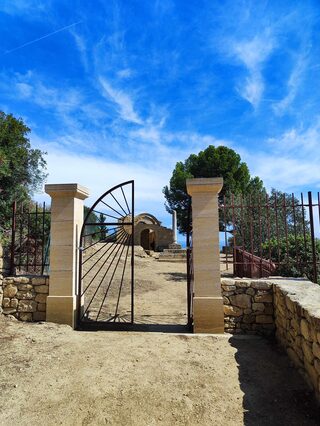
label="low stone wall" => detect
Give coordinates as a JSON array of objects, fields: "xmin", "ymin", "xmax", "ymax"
[
  {"xmin": 222, "ymin": 277, "xmax": 320, "ymax": 402},
  {"xmin": 1, "ymin": 276, "xmax": 49, "ymax": 321},
  {"xmin": 222, "ymin": 278, "xmax": 274, "ymax": 335},
  {"xmin": 273, "ymin": 279, "xmax": 320, "ymax": 401}
]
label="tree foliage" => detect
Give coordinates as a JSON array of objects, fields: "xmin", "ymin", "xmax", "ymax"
[
  {"xmin": 163, "ymin": 145, "xmax": 262, "ymax": 234},
  {"xmin": 0, "ymin": 112, "xmax": 47, "ymax": 232},
  {"xmin": 262, "ymin": 235, "xmax": 320, "ymax": 284}
]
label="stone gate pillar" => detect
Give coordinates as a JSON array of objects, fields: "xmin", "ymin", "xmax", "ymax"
[
  {"xmin": 186, "ymin": 177, "xmax": 224, "ymax": 333},
  {"xmin": 45, "ymin": 183, "xmax": 89, "ymax": 328}
]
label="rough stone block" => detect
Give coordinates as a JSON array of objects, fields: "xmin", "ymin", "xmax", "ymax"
[
  {"xmin": 301, "ymin": 319, "xmax": 311, "ymax": 342},
  {"xmin": 3, "ymin": 297, "xmax": 10, "ymax": 307},
  {"xmin": 10, "ymin": 298, "xmax": 18, "ymax": 308},
  {"xmin": 256, "ymin": 315, "xmax": 273, "ymax": 324},
  {"xmin": 254, "ymin": 293, "xmax": 272, "ymax": 303},
  {"xmin": 222, "ymin": 284, "xmax": 236, "ymax": 291},
  {"xmin": 33, "ymin": 311, "xmax": 46, "ymax": 321},
  {"xmin": 302, "ymin": 340, "xmax": 314, "ymax": 365},
  {"xmin": 13, "ymin": 276, "xmax": 29, "ymax": 284},
  {"xmin": 252, "ymin": 302, "xmax": 264, "ymax": 312},
  {"xmin": 37, "ymin": 303, "xmax": 46, "ymax": 312},
  {"xmin": 229, "ymin": 294, "xmax": 251, "ymax": 308},
  {"xmin": 34, "ymin": 285, "xmax": 49, "ymax": 294},
  {"xmin": 18, "ymin": 300, "xmax": 37, "ymax": 313},
  {"xmin": 3, "ymin": 284, "xmax": 18, "ymax": 298},
  {"xmin": 16, "ymin": 290, "xmax": 35, "ymax": 300},
  {"xmin": 251, "ymin": 281, "xmax": 271, "ymax": 290},
  {"xmin": 235, "ymin": 280, "xmax": 250, "ymax": 288},
  {"xmin": 3, "ymin": 307, "xmax": 17, "ymax": 314},
  {"xmin": 243, "ymin": 314, "xmax": 255, "ymax": 324},
  {"xmin": 17, "ymin": 283, "xmax": 33, "ymax": 291},
  {"xmin": 312, "ymin": 342, "xmax": 320, "ymax": 360},
  {"xmin": 35, "ymin": 293, "xmax": 47, "ymax": 303},
  {"xmin": 246, "ymin": 288, "xmax": 255, "ymax": 296},
  {"xmin": 224, "ymin": 305, "xmax": 243, "ymax": 317},
  {"xmin": 32, "ymin": 277, "xmax": 46, "ymax": 286}
]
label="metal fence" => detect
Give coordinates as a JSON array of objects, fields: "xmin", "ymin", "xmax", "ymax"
[
  {"xmin": 9, "ymin": 201, "xmax": 51, "ymax": 275},
  {"xmin": 219, "ymin": 191, "xmax": 320, "ymax": 284}
]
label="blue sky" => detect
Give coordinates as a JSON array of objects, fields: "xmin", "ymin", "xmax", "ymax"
[{"xmin": 1, "ymin": 0, "xmax": 320, "ymax": 234}]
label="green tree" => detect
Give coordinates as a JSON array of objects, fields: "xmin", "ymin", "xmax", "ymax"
[
  {"xmin": 163, "ymin": 145, "xmax": 261, "ymax": 233},
  {"xmin": 0, "ymin": 112, "xmax": 47, "ymax": 234}
]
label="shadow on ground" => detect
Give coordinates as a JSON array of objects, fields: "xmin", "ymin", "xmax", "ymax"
[
  {"xmin": 159, "ymin": 272, "xmax": 187, "ymax": 282},
  {"xmin": 230, "ymin": 336, "xmax": 320, "ymax": 425}
]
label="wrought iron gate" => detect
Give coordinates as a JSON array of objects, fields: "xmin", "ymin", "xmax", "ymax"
[
  {"xmin": 186, "ymin": 197, "xmax": 194, "ymax": 328},
  {"xmin": 77, "ymin": 180, "xmax": 134, "ymax": 330}
]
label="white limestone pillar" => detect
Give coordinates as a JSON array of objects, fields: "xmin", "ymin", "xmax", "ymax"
[
  {"xmin": 45, "ymin": 183, "xmax": 89, "ymax": 328},
  {"xmin": 172, "ymin": 210, "xmax": 177, "ymax": 244},
  {"xmin": 186, "ymin": 177, "xmax": 224, "ymax": 333}
]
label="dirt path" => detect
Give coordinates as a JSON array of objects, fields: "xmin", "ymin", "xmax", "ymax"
[
  {"xmin": 81, "ymin": 246, "xmax": 187, "ymax": 325},
  {"xmin": 0, "ymin": 316, "xmax": 319, "ymax": 426},
  {"xmin": 1, "ymin": 256, "xmax": 320, "ymax": 425}
]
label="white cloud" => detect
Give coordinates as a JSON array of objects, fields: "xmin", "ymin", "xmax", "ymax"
[
  {"xmin": 117, "ymin": 68, "xmax": 133, "ymax": 79},
  {"xmin": 273, "ymin": 54, "xmax": 307, "ymax": 115},
  {"xmin": 240, "ymin": 121, "xmax": 320, "ymax": 191},
  {"xmin": 99, "ymin": 77, "xmax": 143, "ymax": 124},
  {"xmin": 231, "ymin": 33, "xmax": 275, "ymax": 107}
]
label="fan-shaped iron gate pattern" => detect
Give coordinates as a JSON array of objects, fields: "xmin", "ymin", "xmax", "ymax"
[{"xmin": 77, "ymin": 181, "xmax": 134, "ymax": 329}]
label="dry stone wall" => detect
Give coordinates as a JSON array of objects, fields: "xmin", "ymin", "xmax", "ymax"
[
  {"xmin": 222, "ymin": 277, "xmax": 320, "ymax": 402},
  {"xmin": 1, "ymin": 276, "xmax": 49, "ymax": 321},
  {"xmin": 221, "ymin": 278, "xmax": 274, "ymax": 335},
  {"xmin": 272, "ymin": 279, "xmax": 320, "ymax": 402}
]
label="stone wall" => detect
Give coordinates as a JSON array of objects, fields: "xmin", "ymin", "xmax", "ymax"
[
  {"xmin": 273, "ymin": 279, "xmax": 320, "ymax": 402},
  {"xmin": 222, "ymin": 277, "xmax": 320, "ymax": 402},
  {"xmin": 222, "ymin": 278, "xmax": 274, "ymax": 335},
  {"xmin": 1, "ymin": 275, "xmax": 49, "ymax": 321}
]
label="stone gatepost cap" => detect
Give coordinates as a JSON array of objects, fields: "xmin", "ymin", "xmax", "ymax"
[
  {"xmin": 45, "ymin": 183, "xmax": 90, "ymax": 200},
  {"xmin": 186, "ymin": 177, "xmax": 223, "ymax": 195}
]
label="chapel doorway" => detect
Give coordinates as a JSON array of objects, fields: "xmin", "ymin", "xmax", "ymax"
[{"xmin": 140, "ymin": 229, "xmax": 156, "ymax": 250}]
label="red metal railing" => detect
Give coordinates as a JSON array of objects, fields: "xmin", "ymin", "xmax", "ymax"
[{"xmin": 219, "ymin": 191, "xmax": 320, "ymax": 283}]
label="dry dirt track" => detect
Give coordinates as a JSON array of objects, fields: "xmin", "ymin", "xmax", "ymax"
[
  {"xmin": 1, "ymin": 256, "xmax": 320, "ymax": 425},
  {"xmin": 81, "ymin": 246, "xmax": 188, "ymax": 325},
  {"xmin": 1, "ymin": 316, "xmax": 320, "ymax": 426}
]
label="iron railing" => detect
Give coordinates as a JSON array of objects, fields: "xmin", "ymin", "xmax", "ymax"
[
  {"xmin": 219, "ymin": 191, "xmax": 320, "ymax": 284},
  {"xmin": 9, "ymin": 201, "xmax": 51, "ymax": 275}
]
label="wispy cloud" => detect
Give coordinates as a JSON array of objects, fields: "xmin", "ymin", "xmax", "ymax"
[
  {"xmin": 231, "ymin": 32, "xmax": 275, "ymax": 107},
  {"xmin": 99, "ymin": 77, "xmax": 143, "ymax": 124},
  {"xmin": 240, "ymin": 120, "xmax": 320, "ymax": 191},
  {"xmin": 272, "ymin": 53, "xmax": 308, "ymax": 115}
]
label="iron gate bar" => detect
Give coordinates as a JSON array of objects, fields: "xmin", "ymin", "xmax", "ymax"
[
  {"xmin": 78, "ymin": 180, "xmax": 134, "ymax": 329},
  {"xmin": 114, "ymin": 241, "xmax": 131, "ymax": 321},
  {"xmin": 95, "ymin": 234, "xmax": 131, "ymax": 321},
  {"xmin": 81, "ymin": 230, "xmax": 127, "ymax": 283},
  {"xmin": 80, "ymin": 234, "xmax": 130, "ymax": 319},
  {"xmin": 100, "ymin": 200, "xmax": 126, "ymax": 219},
  {"xmin": 82, "ymin": 226, "xmax": 122, "ymax": 251},
  {"xmin": 81, "ymin": 230, "xmax": 128, "ymax": 290},
  {"xmin": 110, "ymin": 191, "xmax": 129, "ymax": 216},
  {"xmin": 82, "ymin": 228, "xmax": 123, "ymax": 259},
  {"xmin": 121, "ymin": 186, "xmax": 131, "ymax": 214}
]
